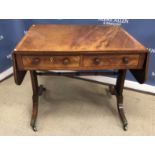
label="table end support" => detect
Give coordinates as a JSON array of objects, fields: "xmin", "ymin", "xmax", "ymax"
[
  {"xmin": 30, "ymin": 71, "xmax": 46, "ymax": 132},
  {"xmin": 109, "ymin": 70, "xmax": 128, "ymax": 131}
]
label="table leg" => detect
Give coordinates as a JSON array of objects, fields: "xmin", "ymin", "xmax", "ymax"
[
  {"xmin": 30, "ymin": 71, "xmax": 46, "ymax": 131},
  {"xmin": 109, "ymin": 70, "xmax": 128, "ymax": 131}
]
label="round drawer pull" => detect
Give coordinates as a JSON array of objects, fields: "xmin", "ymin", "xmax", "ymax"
[
  {"xmin": 32, "ymin": 57, "xmax": 40, "ymax": 64},
  {"xmin": 63, "ymin": 58, "xmax": 70, "ymax": 65},
  {"xmin": 94, "ymin": 57, "xmax": 101, "ymax": 65},
  {"xmin": 50, "ymin": 57, "xmax": 54, "ymax": 63},
  {"xmin": 122, "ymin": 57, "xmax": 129, "ymax": 64}
]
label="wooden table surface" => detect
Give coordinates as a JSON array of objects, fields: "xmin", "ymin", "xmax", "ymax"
[
  {"xmin": 13, "ymin": 24, "xmax": 149, "ymax": 85},
  {"xmin": 15, "ymin": 24, "xmax": 147, "ymax": 53}
]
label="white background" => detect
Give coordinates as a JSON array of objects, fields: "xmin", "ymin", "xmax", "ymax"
[{"xmin": 0, "ymin": 0, "xmax": 155, "ymax": 154}]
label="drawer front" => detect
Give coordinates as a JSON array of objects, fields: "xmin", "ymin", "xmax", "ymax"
[
  {"xmin": 22, "ymin": 55, "xmax": 80, "ymax": 69},
  {"xmin": 83, "ymin": 54, "xmax": 140, "ymax": 68}
]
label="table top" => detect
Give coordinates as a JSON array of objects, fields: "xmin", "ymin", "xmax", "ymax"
[{"xmin": 15, "ymin": 24, "xmax": 147, "ymax": 54}]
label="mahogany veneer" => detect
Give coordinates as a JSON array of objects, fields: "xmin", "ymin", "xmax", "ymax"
[{"xmin": 12, "ymin": 24, "xmax": 149, "ymax": 131}]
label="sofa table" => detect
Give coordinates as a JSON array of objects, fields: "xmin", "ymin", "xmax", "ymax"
[{"xmin": 12, "ymin": 24, "xmax": 149, "ymax": 131}]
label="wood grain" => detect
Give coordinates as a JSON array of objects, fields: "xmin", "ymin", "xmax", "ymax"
[
  {"xmin": 15, "ymin": 24, "xmax": 147, "ymax": 53},
  {"xmin": 12, "ymin": 24, "xmax": 149, "ymax": 84},
  {"xmin": 21, "ymin": 54, "xmax": 141, "ymax": 70},
  {"xmin": 22, "ymin": 55, "xmax": 81, "ymax": 69},
  {"xmin": 82, "ymin": 54, "xmax": 139, "ymax": 67}
]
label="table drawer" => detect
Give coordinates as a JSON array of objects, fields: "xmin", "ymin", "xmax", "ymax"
[
  {"xmin": 22, "ymin": 55, "xmax": 80, "ymax": 69},
  {"xmin": 83, "ymin": 54, "xmax": 140, "ymax": 68}
]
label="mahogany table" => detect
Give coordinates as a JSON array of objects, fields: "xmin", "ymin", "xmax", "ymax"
[{"xmin": 12, "ymin": 24, "xmax": 149, "ymax": 131}]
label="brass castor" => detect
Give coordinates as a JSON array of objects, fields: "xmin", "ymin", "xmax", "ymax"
[
  {"xmin": 123, "ymin": 124, "xmax": 128, "ymax": 131},
  {"xmin": 31, "ymin": 125, "xmax": 38, "ymax": 132},
  {"xmin": 32, "ymin": 126, "xmax": 37, "ymax": 132},
  {"xmin": 30, "ymin": 119, "xmax": 38, "ymax": 132}
]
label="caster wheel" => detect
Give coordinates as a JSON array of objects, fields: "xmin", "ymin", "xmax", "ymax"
[{"xmin": 123, "ymin": 124, "xmax": 128, "ymax": 131}]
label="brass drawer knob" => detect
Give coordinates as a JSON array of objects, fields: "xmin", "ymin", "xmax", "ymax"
[
  {"xmin": 63, "ymin": 58, "xmax": 70, "ymax": 65},
  {"xmin": 32, "ymin": 57, "xmax": 40, "ymax": 64},
  {"xmin": 122, "ymin": 57, "xmax": 129, "ymax": 64},
  {"xmin": 94, "ymin": 57, "xmax": 101, "ymax": 65}
]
